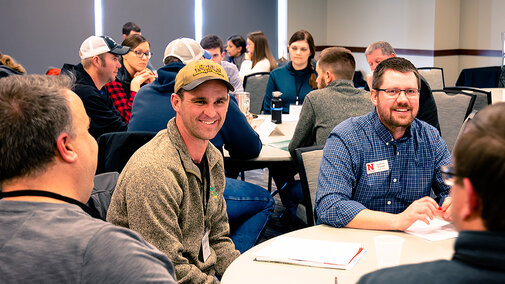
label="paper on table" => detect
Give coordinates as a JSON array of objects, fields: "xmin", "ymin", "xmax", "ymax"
[
  {"xmin": 404, "ymin": 218, "xmax": 458, "ymax": 241},
  {"xmin": 254, "ymin": 237, "xmax": 366, "ymax": 270}
]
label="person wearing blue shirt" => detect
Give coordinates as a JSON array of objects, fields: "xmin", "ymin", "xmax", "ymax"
[
  {"xmin": 316, "ymin": 57, "xmax": 452, "ymax": 230},
  {"xmin": 262, "ymin": 30, "xmax": 317, "ymax": 114}
]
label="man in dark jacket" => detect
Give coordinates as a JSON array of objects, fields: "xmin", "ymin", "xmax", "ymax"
[{"xmin": 61, "ymin": 35, "xmax": 130, "ymax": 139}]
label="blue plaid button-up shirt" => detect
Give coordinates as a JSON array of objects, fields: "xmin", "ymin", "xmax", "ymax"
[{"xmin": 315, "ymin": 110, "xmax": 451, "ymax": 228}]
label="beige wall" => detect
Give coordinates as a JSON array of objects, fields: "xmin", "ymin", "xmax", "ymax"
[{"xmin": 288, "ymin": 0, "xmax": 504, "ymax": 87}]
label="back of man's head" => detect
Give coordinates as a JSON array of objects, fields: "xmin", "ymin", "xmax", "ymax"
[
  {"xmin": 200, "ymin": 35, "xmax": 224, "ymax": 53},
  {"xmin": 371, "ymin": 57, "xmax": 420, "ymax": 90},
  {"xmin": 318, "ymin": 47, "xmax": 356, "ymax": 80},
  {"xmin": 0, "ymin": 74, "xmax": 73, "ymax": 184},
  {"xmin": 122, "ymin": 21, "xmax": 141, "ymax": 37},
  {"xmin": 365, "ymin": 41, "xmax": 395, "ymax": 57},
  {"xmin": 453, "ymin": 102, "xmax": 505, "ymax": 232}
]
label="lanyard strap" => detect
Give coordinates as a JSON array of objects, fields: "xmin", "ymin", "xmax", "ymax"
[{"xmin": 0, "ymin": 189, "xmax": 101, "ymax": 219}]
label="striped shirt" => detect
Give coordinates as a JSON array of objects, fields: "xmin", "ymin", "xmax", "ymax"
[{"xmin": 315, "ymin": 109, "xmax": 451, "ymax": 228}]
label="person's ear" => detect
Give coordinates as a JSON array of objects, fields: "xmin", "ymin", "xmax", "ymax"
[
  {"xmin": 370, "ymin": 88, "xmax": 378, "ymax": 106},
  {"xmin": 171, "ymin": 93, "xmax": 182, "ymax": 112},
  {"xmin": 462, "ymin": 177, "xmax": 481, "ymax": 220},
  {"xmin": 55, "ymin": 133, "xmax": 77, "ymax": 163}
]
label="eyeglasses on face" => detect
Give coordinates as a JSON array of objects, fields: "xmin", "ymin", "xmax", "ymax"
[
  {"xmin": 132, "ymin": 49, "xmax": 152, "ymax": 59},
  {"xmin": 375, "ymin": 88, "xmax": 420, "ymax": 98},
  {"xmin": 439, "ymin": 165, "xmax": 460, "ymax": 186}
]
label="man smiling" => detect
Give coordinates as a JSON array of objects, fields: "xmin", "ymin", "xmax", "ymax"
[
  {"xmin": 108, "ymin": 60, "xmax": 240, "ymax": 283},
  {"xmin": 315, "ymin": 57, "xmax": 452, "ymax": 230}
]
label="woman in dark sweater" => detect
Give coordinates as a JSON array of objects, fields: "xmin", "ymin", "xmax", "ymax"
[{"xmin": 262, "ymin": 30, "xmax": 317, "ymax": 113}]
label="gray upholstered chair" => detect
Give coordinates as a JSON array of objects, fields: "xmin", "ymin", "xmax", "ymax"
[
  {"xmin": 243, "ymin": 72, "xmax": 270, "ymax": 114},
  {"xmin": 432, "ymin": 90, "xmax": 476, "ymax": 152},
  {"xmin": 444, "ymin": 87, "xmax": 492, "ymax": 113},
  {"xmin": 295, "ymin": 145, "xmax": 324, "ymax": 226},
  {"xmin": 418, "ymin": 67, "xmax": 446, "ymax": 90}
]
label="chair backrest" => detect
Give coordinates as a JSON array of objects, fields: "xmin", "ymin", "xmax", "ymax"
[
  {"xmin": 96, "ymin": 131, "xmax": 157, "ymax": 174},
  {"xmin": 295, "ymin": 145, "xmax": 324, "ymax": 226},
  {"xmin": 86, "ymin": 172, "xmax": 119, "ymax": 220},
  {"xmin": 418, "ymin": 67, "xmax": 445, "ymax": 90},
  {"xmin": 432, "ymin": 90, "xmax": 476, "ymax": 152},
  {"xmin": 444, "ymin": 86, "xmax": 492, "ymax": 113},
  {"xmin": 243, "ymin": 72, "xmax": 270, "ymax": 114}
]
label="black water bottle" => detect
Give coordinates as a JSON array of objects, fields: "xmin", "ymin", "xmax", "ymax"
[{"xmin": 271, "ymin": 91, "xmax": 282, "ymax": 124}]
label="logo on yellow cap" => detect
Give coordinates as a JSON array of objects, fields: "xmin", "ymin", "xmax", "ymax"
[{"xmin": 193, "ymin": 63, "xmax": 225, "ymax": 78}]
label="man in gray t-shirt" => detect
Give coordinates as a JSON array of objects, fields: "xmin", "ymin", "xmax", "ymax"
[{"xmin": 0, "ymin": 74, "xmax": 177, "ymax": 283}]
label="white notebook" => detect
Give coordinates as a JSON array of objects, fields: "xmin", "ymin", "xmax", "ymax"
[{"xmin": 254, "ymin": 237, "xmax": 366, "ymax": 270}]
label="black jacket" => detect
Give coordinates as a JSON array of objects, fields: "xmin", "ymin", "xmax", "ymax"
[{"xmin": 61, "ymin": 63, "xmax": 127, "ymax": 139}]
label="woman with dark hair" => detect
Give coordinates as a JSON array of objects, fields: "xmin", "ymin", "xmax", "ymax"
[
  {"xmin": 226, "ymin": 35, "xmax": 247, "ymax": 70},
  {"xmin": 262, "ymin": 30, "xmax": 317, "ymax": 113},
  {"xmin": 239, "ymin": 31, "xmax": 277, "ymax": 79},
  {"xmin": 0, "ymin": 52, "xmax": 26, "ymax": 78},
  {"xmin": 105, "ymin": 34, "xmax": 156, "ymax": 122}
]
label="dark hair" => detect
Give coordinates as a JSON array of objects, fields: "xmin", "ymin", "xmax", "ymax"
[
  {"xmin": 453, "ymin": 102, "xmax": 505, "ymax": 231},
  {"xmin": 200, "ymin": 34, "xmax": 224, "ymax": 53},
  {"xmin": 0, "ymin": 74, "xmax": 74, "ymax": 184},
  {"xmin": 289, "ymin": 30, "xmax": 316, "ymax": 88},
  {"xmin": 365, "ymin": 41, "xmax": 396, "ymax": 57},
  {"xmin": 247, "ymin": 31, "xmax": 277, "ymax": 71},
  {"xmin": 227, "ymin": 35, "xmax": 246, "ymax": 55},
  {"xmin": 371, "ymin": 57, "xmax": 420, "ymax": 90},
  {"xmin": 163, "ymin": 56, "xmax": 182, "ymax": 65},
  {"xmin": 122, "ymin": 22, "xmax": 141, "ymax": 36},
  {"xmin": 122, "ymin": 34, "xmax": 149, "ymax": 50},
  {"xmin": 317, "ymin": 47, "xmax": 356, "ymax": 80}
]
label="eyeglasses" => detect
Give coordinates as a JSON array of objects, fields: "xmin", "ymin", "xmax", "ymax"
[
  {"xmin": 375, "ymin": 88, "xmax": 420, "ymax": 98},
  {"xmin": 439, "ymin": 165, "xmax": 459, "ymax": 186},
  {"xmin": 132, "ymin": 50, "xmax": 152, "ymax": 59}
]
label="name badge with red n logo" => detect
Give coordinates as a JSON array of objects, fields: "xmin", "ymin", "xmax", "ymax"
[{"xmin": 366, "ymin": 160, "xmax": 389, "ymax": 174}]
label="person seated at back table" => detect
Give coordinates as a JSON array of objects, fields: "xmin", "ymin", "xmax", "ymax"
[
  {"xmin": 280, "ymin": 47, "xmax": 373, "ymax": 224},
  {"xmin": 239, "ymin": 31, "xmax": 277, "ymax": 80},
  {"xmin": 200, "ymin": 34, "xmax": 244, "ymax": 92},
  {"xmin": 365, "ymin": 41, "xmax": 440, "ymax": 132},
  {"xmin": 0, "ymin": 74, "xmax": 176, "ymax": 283},
  {"xmin": 104, "ymin": 34, "xmax": 156, "ymax": 123},
  {"xmin": 358, "ymin": 102, "xmax": 505, "ymax": 283},
  {"xmin": 315, "ymin": 57, "xmax": 452, "ymax": 230},
  {"xmin": 263, "ymin": 30, "xmax": 317, "ymax": 114},
  {"xmin": 225, "ymin": 35, "xmax": 247, "ymax": 70}
]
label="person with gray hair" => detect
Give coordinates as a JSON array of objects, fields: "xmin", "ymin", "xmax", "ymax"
[
  {"xmin": 358, "ymin": 102, "xmax": 505, "ymax": 283},
  {"xmin": 364, "ymin": 41, "xmax": 440, "ymax": 132},
  {"xmin": 316, "ymin": 57, "xmax": 451, "ymax": 230},
  {"xmin": 0, "ymin": 74, "xmax": 177, "ymax": 283}
]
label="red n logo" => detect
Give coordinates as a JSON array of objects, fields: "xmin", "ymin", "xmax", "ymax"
[{"xmin": 367, "ymin": 164, "xmax": 374, "ymax": 171}]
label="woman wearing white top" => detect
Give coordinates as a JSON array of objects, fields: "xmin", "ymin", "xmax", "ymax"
[{"xmin": 239, "ymin": 31, "xmax": 277, "ymax": 80}]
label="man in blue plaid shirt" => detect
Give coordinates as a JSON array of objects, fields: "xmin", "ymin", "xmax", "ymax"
[{"xmin": 315, "ymin": 57, "xmax": 452, "ymax": 230}]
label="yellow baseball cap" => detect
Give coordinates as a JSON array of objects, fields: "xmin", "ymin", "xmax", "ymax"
[{"xmin": 174, "ymin": 59, "xmax": 234, "ymax": 93}]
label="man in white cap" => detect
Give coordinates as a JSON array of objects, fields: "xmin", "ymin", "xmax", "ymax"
[
  {"xmin": 108, "ymin": 60, "xmax": 241, "ymax": 283},
  {"xmin": 61, "ymin": 35, "xmax": 130, "ymax": 139}
]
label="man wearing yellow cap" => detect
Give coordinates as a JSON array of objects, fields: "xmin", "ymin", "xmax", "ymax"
[{"xmin": 108, "ymin": 59, "xmax": 239, "ymax": 283}]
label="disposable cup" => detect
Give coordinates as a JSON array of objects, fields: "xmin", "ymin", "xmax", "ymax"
[{"xmin": 374, "ymin": 235, "xmax": 404, "ymax": 268}]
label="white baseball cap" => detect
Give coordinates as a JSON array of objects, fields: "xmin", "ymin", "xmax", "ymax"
[
  {"xmin": 79, "ymin": 35, "xmax": 130, "ymax": 59},
  {"xmin": 163, "ymin": 38, "xmax": 204, "ymax": 65}
]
